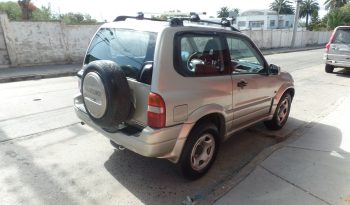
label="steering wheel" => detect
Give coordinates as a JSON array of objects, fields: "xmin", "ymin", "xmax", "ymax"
[{"xmin": 186, "ymin": 52, "xmax": 203, "ymax": 72}]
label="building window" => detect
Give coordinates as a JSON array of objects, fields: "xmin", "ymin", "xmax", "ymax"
[
  {"xmin": 249, "ymin": 21, "xmax": 264, "ymax": 28},
  {"xmin": 285, "ymin": 21, "xmax": 289, "ymax": 27},
  {"xmin": 270, "ymin": 20, "xmax": 275, "ymax": 27},
  {"xmin": 278, "ymin": 20, "xmax": 284, "ymax": 28},
  {"xmin": 238, "ymin": 21, "xmax": 246, "ymax": 27}
]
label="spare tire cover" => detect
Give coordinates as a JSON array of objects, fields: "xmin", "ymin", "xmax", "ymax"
[{"xmin": 82, "ymin": 60, "xmax": 134, "ymax": 132}]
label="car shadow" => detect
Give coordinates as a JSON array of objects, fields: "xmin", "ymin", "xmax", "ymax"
[
  {"xmin": 0, "ymin": 129, "xmax": 81, "ymax": 205},
  {"xmin": 103, "ymin": 117, "xmax": 347, "ymax": 205},
  {"xmin": 334, "ymin": 68, "xmax": 350, "ymax": 77}
]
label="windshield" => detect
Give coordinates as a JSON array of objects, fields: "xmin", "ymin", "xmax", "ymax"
[
  {"xmin": 333, "ymin": 29, "xmax": 350, "ymax": 44},
  {"xmin": 85, "ymin": 28, "xmax": 157, "ymax": 79}
]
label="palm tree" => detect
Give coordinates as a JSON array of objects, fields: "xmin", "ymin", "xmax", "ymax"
[
  {"xmin": 299, "ymin": 0, "xmax": 320, "ymax": 30},
  {"xmin": 324, "ymin": 0, "xmax": 348, "ymax": 10},
  {"xmin": 270, "ymin": 0, "xmax": 295, "ymax": 15},
  {"xmin": 217, "ymin": 6, "xmax": 230, "ymax": 18}
]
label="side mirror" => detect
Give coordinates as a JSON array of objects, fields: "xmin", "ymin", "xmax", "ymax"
[{"xmin": 270, "ymin": 64, "xmax": 281, "ymax": 75}]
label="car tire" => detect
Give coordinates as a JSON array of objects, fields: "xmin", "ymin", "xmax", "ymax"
[
  {"xmin": 325, "ymin": 64, "xmax": 334, "ymax": 73},
  {"xmin": 264, "ymin": 93, "xmax": 292, "ymax": 130},
  {"xmin": 82, "ymin": 60, "xmax": 134, "ymax": 132},
  {"xmin": 179, "ymin": 122, "xmax": 219, "ymax": 180}
]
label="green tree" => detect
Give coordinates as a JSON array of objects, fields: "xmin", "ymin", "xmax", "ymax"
[
  {"xmin": 217, "ymin": 6, "xmax": 230, "ymax": 17},
  {"xmin": 232, "ymin": 8, "xmax": 240, "ymax": 16},
  {"xmin": 324, "ymin": 0, "xmax": 348, "ymax": 10},
  {"xmin": 32, "ymin": 5, "xmax": 54, "ymax": 21},
  {"xmin": 299, "ymin": 0, "xmax": 319, "ymax": 30},
  {"xmin": 323, "ymin": 3, "xmax": 350, "ymax": 29},
  {"xmin": 327, "ymin": 8, "xmax": 347, "ymax": 29},
  {"xmin": 270, "ymin": 0, "xmax": 295, "ymax": 14},
  {"xmin": 309, "ymin": 10, "xmax": 325, "ymax": 30},
  {"xmin": 0, "ymin": 1, "xmax": 22, "ymax": 20},
  {"xmin": 311, "ymin": 10, "xmax": 319, "ymax": 22},
  {"xmin": 60, "ymin": 12, "xmax": 97, "ymax": 24},
  {"xmin": 151, "ymin": 15, "xmax": 167, "ymax": 21},
  {"xmin": 340, "ymin": 2, "xmax": 350, "ymax": 23}
]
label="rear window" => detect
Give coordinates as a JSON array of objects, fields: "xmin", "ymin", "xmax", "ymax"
[
  {"xmin": 85, "ymin": 28, "xmax": 157, "ymax": 79},
  {"xmin": 333, "ymin": 28, "xmax": 350, "ymax": 44}
]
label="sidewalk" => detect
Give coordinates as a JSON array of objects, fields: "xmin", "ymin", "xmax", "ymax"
[
  {"xmin": 0, "ymin": 46, "xmax": 324, "ymax": 84},
  {"xmin": 0, "ymin": 64, "xmax": 81, "ymax": 83},
  {"xmin": 214, "ymin": 96, "xmax": 350, "ymax": 205}
]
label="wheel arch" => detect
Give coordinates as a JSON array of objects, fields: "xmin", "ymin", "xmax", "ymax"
[
  {"xmin": 271, "ymin": 84, "xmax": 295, "ymax": 115},
  {"xmin": 185, "ymin": 104, "xmax": 228, "ymax": 142}
]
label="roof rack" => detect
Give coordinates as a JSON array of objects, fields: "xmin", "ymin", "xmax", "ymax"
[
  {"xmin": 171, "ymin": 14, "xmax": 240, "ymax": 32},
  {"xmin": 114, "ymin": 12, "xmax": 240, "ymax": 32},
  {"xmin": 114, "ymin": 12, "xmax": 165, "ymax": 22}
]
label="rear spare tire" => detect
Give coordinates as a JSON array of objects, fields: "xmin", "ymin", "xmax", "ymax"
[{"xmin": 82, "ymin": 60, "xmax": 134, "ymax": 132}]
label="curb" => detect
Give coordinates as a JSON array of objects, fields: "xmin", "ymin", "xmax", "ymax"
[
  {"xmin": 0, "ymin": 71, "xmax": 77, "ymax": 83},
  {"xmin": 261, "ymin": 46, "xmax": 324, "ymax": 56}
]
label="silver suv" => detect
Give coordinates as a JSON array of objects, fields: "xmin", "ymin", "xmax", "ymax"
[
  {"xmin": 74, "ymin": 14, "xmax": 294, "ymax": 179},
  {"xmin": 325, "ymin": 26, "xmax": 350, "ymax": 73}
]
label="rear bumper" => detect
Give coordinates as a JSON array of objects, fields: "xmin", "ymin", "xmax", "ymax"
[
  {"xmin": 325, "ymin": 60, "xmax": 350, "ymax": 68},
  {"xmin": 325, "ymin": 54, "xmax": 350, "ymax": 68},
  {"xmin": 74, "ymin": 94, "xmax": 192, "ymax": 163}
]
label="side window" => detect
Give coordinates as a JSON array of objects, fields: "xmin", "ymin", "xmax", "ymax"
[
  {"xmin": 175, "ymin": 33, "xmax": 232, "ymax": 77},
  {"xmin": 226, "ymin": 36, "xmax": 265, "ymax": 74}
]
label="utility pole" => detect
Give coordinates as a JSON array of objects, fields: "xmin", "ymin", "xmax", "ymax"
[{"xmin": 291, "ymin": 0, "xmax": 302, "ymax": 48}]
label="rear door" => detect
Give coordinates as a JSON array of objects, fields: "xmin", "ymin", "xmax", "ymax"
[
  {"xmin": 225, "ymin": 34, "xmax": 276, "ymax": 127},
  {"xmin": 328, "ymin": 27, "xmax": 350, "ymax": 62},
  {"xmin": 84, "ymin": 27, "xmax": 157, "ymax": 126}
]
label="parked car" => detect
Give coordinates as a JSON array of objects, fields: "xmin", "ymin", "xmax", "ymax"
[
  {"xmin": 74, "ymin": 14, "xmax": 295, "ymax": 180},
  {"xmin": 325, "ymin": 26, "xmax": 350, "ymax": 73}
]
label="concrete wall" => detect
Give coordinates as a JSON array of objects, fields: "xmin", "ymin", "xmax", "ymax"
[
  {"xmin": 242, "ymin": 29, "xmax": 332, "ymax": 49},
  {"xmin": 0, "ymin": 13, "xmax": 10, "ymax": 67},
  {"xmin": 0, "ymin": 13, "xmax": 100, "ymax": 67},
  {"xmin": 0, "ymin": 13, "xmax": 332, "ymax": 67}
]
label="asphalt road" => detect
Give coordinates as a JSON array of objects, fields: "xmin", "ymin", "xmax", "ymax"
[{"xmin": 1, "ymin": 49, "xmax": 350, "ymax": 205}]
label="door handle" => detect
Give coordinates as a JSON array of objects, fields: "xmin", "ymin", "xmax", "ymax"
[{"xmin": 237, "ymin": 80, "xmax": 248, "ymax": 88}]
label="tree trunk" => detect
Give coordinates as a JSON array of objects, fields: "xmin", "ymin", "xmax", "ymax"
[{"xmin": 306, "ymin": 14, "xmax": 309, "ymax": 30}]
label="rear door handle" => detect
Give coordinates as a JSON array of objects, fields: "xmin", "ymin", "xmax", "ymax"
[{"xmin": 237, "ymin": 80, "xmax": 248, "ymax": 88}]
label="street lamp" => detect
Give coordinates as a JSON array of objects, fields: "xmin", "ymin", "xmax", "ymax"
[{"xmin": 291, "ymin": 0, "xmax": 302, "ymax": 48}]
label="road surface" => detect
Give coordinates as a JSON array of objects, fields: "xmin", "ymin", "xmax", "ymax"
[{"xmin": 1, "ymin": 49, "xmax": 349, "ymax": 205}]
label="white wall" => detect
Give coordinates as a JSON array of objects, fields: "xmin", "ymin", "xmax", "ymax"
[
  {"xmin": 0, "ymin": 13, "xmax": 100, "ymax": 66},
  {"xmin": 0, "ymin": 13, "xmax": 10, "ymax": 67},
  {"xmin": 0, "ymin": 13, "xmax": 332, "ymax": 67},
  {"xmin": 242, "ymin": 29, "xmax": 332, "ymax": 49}
]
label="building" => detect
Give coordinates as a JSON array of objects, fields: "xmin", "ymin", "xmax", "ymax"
[{"xmin": 232, "ymin": 10, "xmax": 295, "ymax": 30}]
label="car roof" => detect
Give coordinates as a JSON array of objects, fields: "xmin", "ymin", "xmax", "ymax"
[
  {"xmin": 336, "ymin": 26, "xmax": 350, "ymax": 30},
  {"xmin": 100, "ymin": 19, "xmax": 238, "ymax": 34}
]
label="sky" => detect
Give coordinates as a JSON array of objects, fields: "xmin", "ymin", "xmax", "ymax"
[{"xmin": 1, "ymin": 0, "xmax": 328, "ymax": 22}]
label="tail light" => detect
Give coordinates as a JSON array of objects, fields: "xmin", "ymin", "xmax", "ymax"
[
  {"xmin": 148, "ymin": 92, "xmax": 166, "ymax": 128},
  {"xmin": 326, "ymin": 30, "xmax": 336, "ymax": 52}
]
